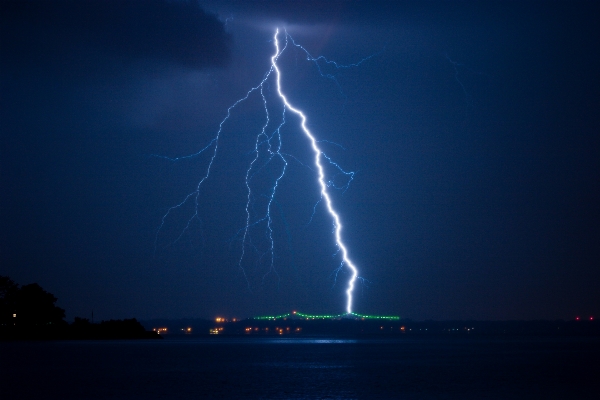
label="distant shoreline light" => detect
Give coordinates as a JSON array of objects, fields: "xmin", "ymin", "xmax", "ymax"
[{"xmin": 253, "ymin": 311, "xmax": 400, "ymax": 321}]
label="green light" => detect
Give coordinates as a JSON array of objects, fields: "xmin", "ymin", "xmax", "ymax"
[
  {"xmin": 253, "ymin": 313, "xmax": 291, "ymax": 320},
  {"xmin": 349, "ymin": 312, "xmax": 400, "ymax": 320},
  {"xmin": 295, "ymin": 312, "xmax": 345, "ymax": 319},
  {"xmin": 253, "ymin": 311, "xmax": 400, "ymax": 320}
]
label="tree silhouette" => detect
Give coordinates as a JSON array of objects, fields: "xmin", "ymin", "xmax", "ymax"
[
  {"xmin": 1, "ymin": 276, "xmax": 159, "ymax": 339},
  {"xmin": 0, "ymin": 276, "xmax": 19, "ymax": 326},
  {"xmin": 15, "ymin": 283, "xmax": 66, "ymax": 327},
  {"xmin": 0, "ymin": 276, "xmax": 66, "ymax": 336}
]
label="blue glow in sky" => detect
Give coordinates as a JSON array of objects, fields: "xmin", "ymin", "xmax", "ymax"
[{"xmin": 1, "ymin": 0, "xmax": 599, "ymax": 321}]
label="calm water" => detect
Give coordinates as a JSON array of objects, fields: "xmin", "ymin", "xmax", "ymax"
[{"xmin": 2, "ymin": 336, "xmax": 599, "ymax": 399}]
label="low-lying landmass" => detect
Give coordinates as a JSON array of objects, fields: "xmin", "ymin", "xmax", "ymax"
[
  {"xmin": 3, "ymin": 275, "xmax": 597, "ymax": 340},
  {"xmin": 143, "ymin": 312, "xmax": 600, "ymax": 337},
  {"xmin": 0, "ymin": 276, "xmax": 160, "ymax": 340},
  {"xmin": 1, "ymin": 317, "xmax": 162, "ymax": 340}
]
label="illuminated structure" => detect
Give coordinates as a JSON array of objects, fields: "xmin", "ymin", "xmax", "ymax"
[{"xmin": 254, "ymin": 310, "xmax": 399, "ymax": 321}]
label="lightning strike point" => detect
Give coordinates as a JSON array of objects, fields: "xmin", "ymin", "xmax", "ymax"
[
  {"xmin": 271, "ymin": 29, "xmax": 359, "ymax": 314},
  {"xmin": 157, "ymin": 27, "xmax": 371, "ymax": 315}
]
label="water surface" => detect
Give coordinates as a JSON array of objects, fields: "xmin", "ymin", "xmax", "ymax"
[{"xmin": 2, "ymin": 336, "xmax": 598, "ymax": 399}]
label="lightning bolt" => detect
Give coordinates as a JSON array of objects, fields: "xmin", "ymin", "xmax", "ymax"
[
  {"xmin": 156, "ymin": 28, "xmax": 372, "ymax": 314},
  {"xmin": 270, "ymin": 29, "xmax": 358, "ymax": 314}
]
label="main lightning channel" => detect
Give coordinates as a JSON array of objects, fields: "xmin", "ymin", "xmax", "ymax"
[
  {"xmin": 156, "ymin": 28, "xmax": 371, "ymax": 315},
  {"xmin": 271, "ymin": 29, "xmax": 358, "ymax": 314}
]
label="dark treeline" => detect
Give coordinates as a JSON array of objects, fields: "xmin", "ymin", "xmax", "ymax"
[
  {"xmin": 68, "ymin": 317, "xmax": 160, "ymax": 340},
  {"xmin": 0, "ymin": 276, "xmax": 159, "ymax": 340}
]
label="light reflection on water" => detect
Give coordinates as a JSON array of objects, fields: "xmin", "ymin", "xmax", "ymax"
[
  {"xmin": 256, "ymin": 338, "xmax": 358, "ymax": 345},
  {"xmin": 152, "ymin": 336, "xmax": 360, "ymax": 345},
  {"xmin": 255, "ymin": 361, "xmax": 349, "ymax": 369},
  {"xmin": 2, "ymin": 336, "xmax": 599, "ymax": 399}
]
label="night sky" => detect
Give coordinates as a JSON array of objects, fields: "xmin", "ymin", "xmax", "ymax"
[{"xmin": 1, "ymin": 1, "xmax": 599, "ymax": 321}]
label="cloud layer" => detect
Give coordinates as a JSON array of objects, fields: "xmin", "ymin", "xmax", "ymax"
[{"xmin": 1, "ymin": 0, "xmax": 231, "ymax": 70}]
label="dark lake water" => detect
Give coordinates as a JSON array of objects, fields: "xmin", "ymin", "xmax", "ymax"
[{"xmin": 2, "ymin": 336, "xmax": 599, "ymax": 399}]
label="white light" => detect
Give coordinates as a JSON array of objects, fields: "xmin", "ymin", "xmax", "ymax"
[{"xmin": 271, "ymin": 29, "xmax": 359, "ymax": 313}]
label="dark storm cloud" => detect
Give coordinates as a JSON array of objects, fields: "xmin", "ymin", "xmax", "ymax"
[{"xmin": 1, "ymin": 0, "xmax": 231, "ymax": 71}]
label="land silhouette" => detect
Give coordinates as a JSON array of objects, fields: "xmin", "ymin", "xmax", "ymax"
[
  {"xmin": 0, "ymin": 276, "xmax": 160, "ymax": 340},
  {"xmin": 143, "ymin": 315, "xmax": 600, "ymax": 337},
  {"xmin": 3, "ymin": 275, "xmax": 597, "ymax": 339}
]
